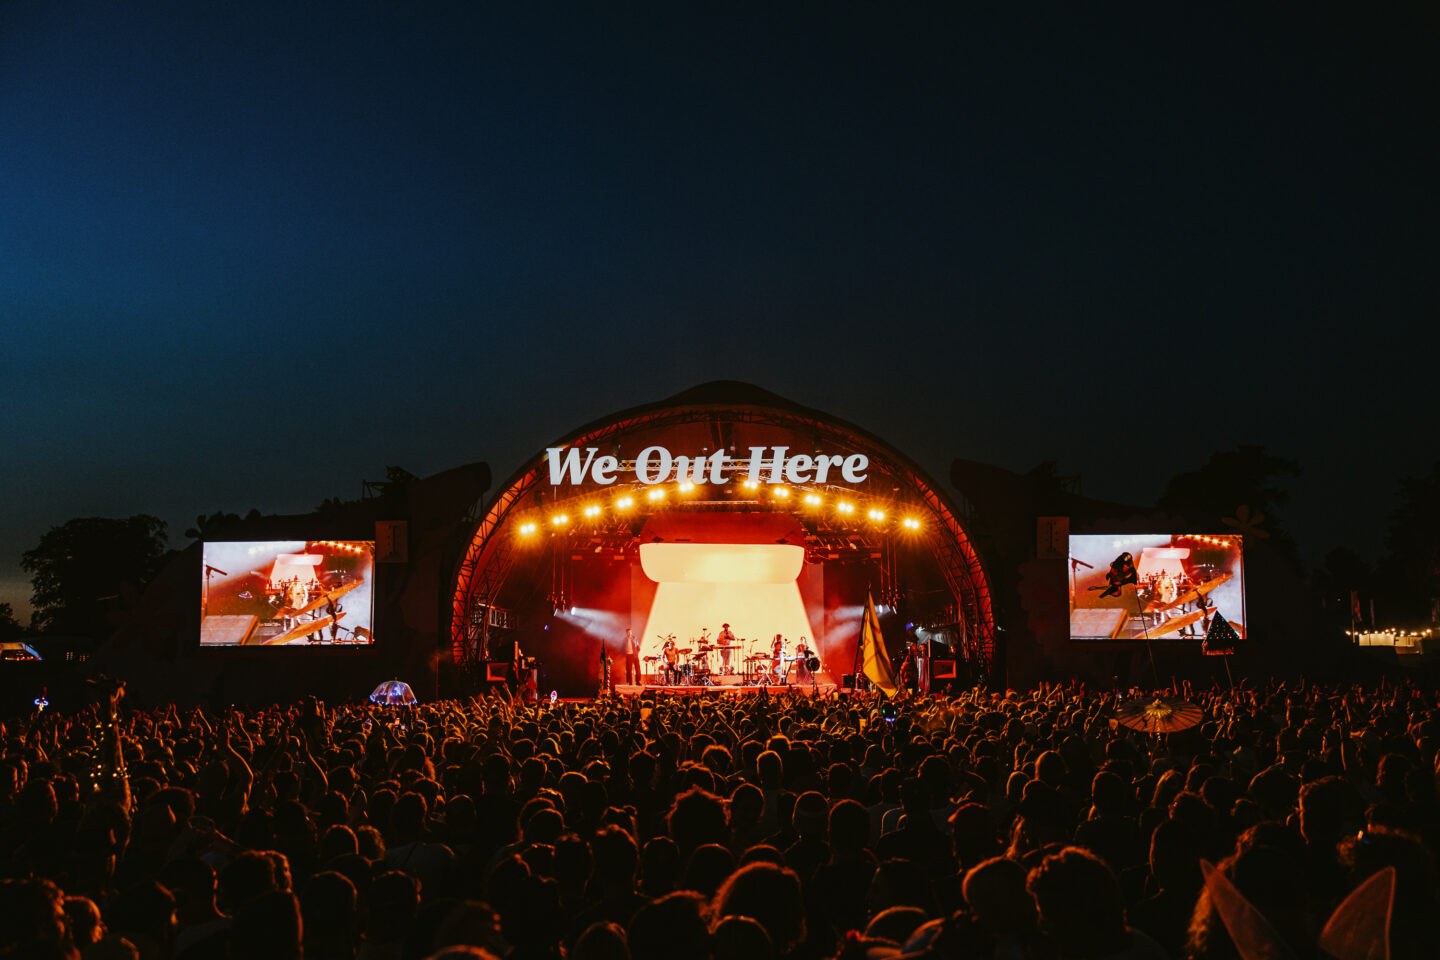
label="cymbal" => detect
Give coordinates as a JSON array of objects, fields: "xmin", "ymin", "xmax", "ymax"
[
  {"xmin": 712, "ymin": 643, "xmax": 740, "ymax": 648},
  {"xmin": 261, "ymin": 614, "xmax": 337, "ymax": 646},
  {"xmin": 643, "ymin": 656, "xmax": 660, "ymax": 661},
  {"xmin": 675, "ymin": 647, "xmax": 692, "ymax": 654}
]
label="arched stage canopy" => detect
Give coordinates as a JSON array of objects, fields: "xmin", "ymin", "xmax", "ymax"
[{"xmin": 450, "ymin": 382, "xmax": 994, "ymax": 681}]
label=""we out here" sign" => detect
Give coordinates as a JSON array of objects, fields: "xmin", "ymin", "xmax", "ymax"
[{"xmin": 546, "ymin": 446, "xmax": 870, "ymax": 486}]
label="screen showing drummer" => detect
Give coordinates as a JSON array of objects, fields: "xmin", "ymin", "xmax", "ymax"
[
  {"xmin": 1068, "ymin": 533, "xmax": 1246, "ymax": 641},
  {"xmin": 200, "ymin": 540, "xmax": 375, "ymax": 646}
]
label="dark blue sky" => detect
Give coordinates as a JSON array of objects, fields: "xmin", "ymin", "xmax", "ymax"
[{"xmin": 2, "ymin": 2, "xmax": 1436, "ymax": 618}]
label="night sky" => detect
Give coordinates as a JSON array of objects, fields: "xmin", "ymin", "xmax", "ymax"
[{"xmin": 3, "ymin": 3, "xmax": 1436, "ymax": 620}]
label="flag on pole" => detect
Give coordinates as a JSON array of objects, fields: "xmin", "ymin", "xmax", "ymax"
[{"xmin": 861, "ymin": 592, "xmax": 899, "ymax": 698}]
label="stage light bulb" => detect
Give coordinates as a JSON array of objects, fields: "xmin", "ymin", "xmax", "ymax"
[
  {"xmin": 647, "ymin": 488, "xmax": 666, "ymax": 502},
  {"xmin": 803, "ymin": 493, "xmax": 822, "ymax": 507},
  {"xmin": 551, "ymin": 513, "xmax": 569, "ymax": 527},
  {"xmin": 837, "ymin": 501, "xmax": 854, "ymax": 515},
  {"xmin": 616, "ymin": 496, "xmax": 634, "ymax": 510},
  {"xmin": 519, "ymin": 522, "xmax": 537, "ymax": 536},
  {"xmin": 743, "ymin": 479, "xmax": 759, "ymax": 491},
  {"xmin": 868, "ymin": 508, "xmax": 886, "ymax": 522},
  {"xmin": 773, "ymin": 486, "xmax": 790, "ymax": 499},
  {"xmin": 583, "ymin": 505, "xmax": 601, "ymax": 518},
  {"xmin": 902, "ymin": 517, "xmax": 922, "ymax": 530},
  {"xmin": 678, "ymin": 481, "xmax": 694, "ymax": 493}
]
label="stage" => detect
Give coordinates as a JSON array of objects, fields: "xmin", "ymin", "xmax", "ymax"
[{"xmin": 613, "ymin": 681, "xmax": 840, "ymax": 697}]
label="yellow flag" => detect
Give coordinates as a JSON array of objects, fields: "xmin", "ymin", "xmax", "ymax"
[{"xmin": 861, "ymin": 592, "xmax": 898, "ymax": 697}]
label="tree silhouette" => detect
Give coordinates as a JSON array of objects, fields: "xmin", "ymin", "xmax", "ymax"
[
  {"xmin": 0, "ymin": 603, "xmax": 23, "ymax": 643},
  {"xmin": 1379, "ymin": 460, "xmax": 1440, "ymax": 623},
  {"xmin": 21, "ymin": 515, "xmax": 170, "ymax": 639},
  {"xmin": 1157, "ymin": 446, "xmax": 1301, "ymax": 563},
  {"xmin": 184, "ymin": 511, "xmax": 242, "ymax": 541}
]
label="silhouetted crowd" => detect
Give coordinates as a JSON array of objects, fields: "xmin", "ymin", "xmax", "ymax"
[{"xmin": 2, "ymin": 677, "xmax": 1438, "ymax": 960}]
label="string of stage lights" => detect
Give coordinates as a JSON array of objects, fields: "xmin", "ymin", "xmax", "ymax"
[
  {"xmin": 513, "ymin": 480, "xmax": 927, "ymax": 539},
  {"xmin": 1108, "ymin": 534, "xmax": 1239, "ymax": 550},
  {"xmin": 239, "ymin": 540, "xmax": 372, "ymax": 556}
]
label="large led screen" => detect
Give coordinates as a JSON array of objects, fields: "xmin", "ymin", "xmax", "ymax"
[
  {"xmin": 200, "ymin": 541, "xmax": 375, "ymax": 646},
  {"xmin": 1068, "ymin": 534, "xmax": 1245, "ymax": 641}
]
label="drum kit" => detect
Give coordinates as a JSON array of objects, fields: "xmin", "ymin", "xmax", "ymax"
[
  {"xmin": 644, "ymin": 631, "xmax": 822, "ymax": 686},
  {"xmin": 742, "ymin": 652, "xmax": 822, "ymax": 685}
]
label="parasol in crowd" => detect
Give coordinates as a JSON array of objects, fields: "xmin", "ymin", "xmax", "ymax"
[
  {"xmin": 1115, "ymin": 696, "xmax": 1203, "ymax": 734},
  {"xmin": 369, "ymin": 680, "xmax": 417, "ymax": 707}
]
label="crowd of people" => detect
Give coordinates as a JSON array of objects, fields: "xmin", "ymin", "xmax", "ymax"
[{"xmin": 1, "ymin": 676, "xmax": 1437, "ymax": 960}]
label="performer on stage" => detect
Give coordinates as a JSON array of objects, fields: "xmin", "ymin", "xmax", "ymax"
[
  {"xmin": 914, "ymin": 635, "xmax": 929, "ymax": 694},
  {"xmin": 717, "ymin": 622, "xmax": 737, "ymax": 673},
  {"xmin": 794, "ymin": 637, "xmax": 814, "ymax": 686},
  {"xmin": 770, "ymin": 634, "xmax": 786, "ymax": 684},
  {"xmin": 622, "ymin": 627, "xmax": 641, "ymax": 684},
  {"xmin": 514, "ymin": 642, "xmax": 538, "ymax": 703},
  {"xmin": 662, "ymin": 636, "xmax": 680, "ymax": 685},
  {"xmin": 899, "ymin": 641, "xmax": 919, "ymax": 694},
  {"xmin": 599, "ymin": 639, "xmax": 613, "ymax": 695}
]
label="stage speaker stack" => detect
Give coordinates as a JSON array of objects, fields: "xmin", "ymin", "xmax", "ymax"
[{"xmin": 930, "ymin": 659, "xmax": 957, "ymax": 694}]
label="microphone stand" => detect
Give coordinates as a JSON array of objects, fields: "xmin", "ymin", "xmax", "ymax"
[
  {"xmin": 203, "ymin": 564, "xmax": 229, "ymax": 618},
  {"xmin": 1069, "ymin": 557, "xmax": 1093, "ymax": 610}
]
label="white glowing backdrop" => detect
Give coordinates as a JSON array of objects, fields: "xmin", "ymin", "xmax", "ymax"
[{"xmin": 635, "ymin": 543, "xmax": 815, "ymax": 663}]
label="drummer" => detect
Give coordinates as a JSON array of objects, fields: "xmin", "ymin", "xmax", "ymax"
[
  {"xmin": 717, "ymin": 622, "xmax": 737, "ymax": 673},
  {"xmin": 770, "ymin": 634, "xmax": 786, "ymax": 684}
]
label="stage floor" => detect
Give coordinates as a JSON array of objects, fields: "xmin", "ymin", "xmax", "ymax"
[{"xmin": 614, "ymin": 682, "xmax": 839, "ymax": 697}]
